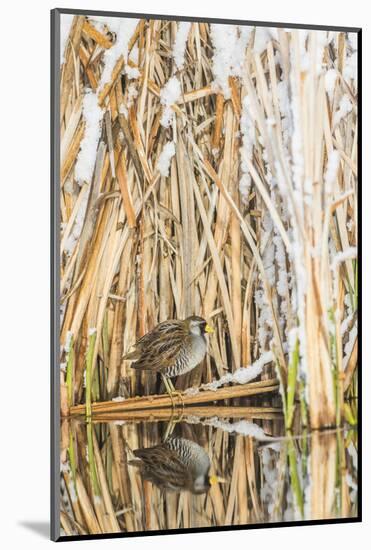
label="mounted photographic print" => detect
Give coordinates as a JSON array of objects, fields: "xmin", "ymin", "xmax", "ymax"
[{"xmin": 51, "ymin": 8, "xmax": 361, "ymax": 542}]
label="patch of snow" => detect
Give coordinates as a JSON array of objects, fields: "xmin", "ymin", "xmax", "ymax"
[
  {"xmin": 325, "ymin": 69, "xmax": 338, "ymax": 98},
  {"xmin": 344, "ymin": 52, "xmax": 357, "ymax": 85},
  {"xmin": 127, "ymin": 83, "xmax": 138, "ymax": 108},
  {"xmin": 273, "ymin": 235, "xmax": 288, "ymax": 298},
  {"xmin": 98, "ymin": 18, "xmax": 139, "ymax": 92},
  {"xmin": 253, "ymin": 27, "xmax": 278, "ymax": 54},
  {"xmin": 173, "ymin": 22, "xmax": 191, "ymax": 70},
  {"xmin": 184, "ymin": 352, "xmax": 270, "ymax": 395},
  {"xmin": 129, "ymin": 44, "xmax": 139, "ymax": 65},
  {"xmin": 60, "ymin": 14, "xmax": 74, "ymax": 65},
  {"xmin": 314, "ymin": 30, "xmax": 329, "ymax": 75},
  {"xmin": 64, "ymin": 178, "xmax": 74, "ymax": 195},
  {"xmin": 325, "ymin": 150, "xmax": 340, "ymax": 195},
  {"xmin": 347, "ymin": 33, "xmax": 358, "ymax": 52},
  {"xmin": 157, "ymin": 141, "xmax": 176, "ymax": 176},
  {"xmin": 119, "ymin": 104, "xmax": 128, "ymax": 118},
  {"xmin": 75, "ymin": 91, "xmax": 103, "ymax": 184},
  {"xmin": 160, "ymin": 76, "xmax": 181, "ymax": 127},
  {"xmin": 210, "ymin": 24, "xmax": 251, "ymax": 98},
  {"xmin": 255, "ymin": 286, "xmax": 274, "ymax": 348},
  {"xmin": 206, "ymin": 418, "xmax": 270, "ymax": 440},
  {"xmin": 125, "ymin": 65, "xmax": 141, "ymax": 79},
  {"xmin": 60, "ymin": 460, "xmax": 70, "ymax": 473},
  {"xmin": 331, "ymin": 247, "xmax": 357, "ymax": 271},
  {"xmin": 64, "ymin": 330, "xmax": 73, "ymax": 353},
  {"xmin": 333, "ymin": 95, "xmax": 353, "ymax": 127},
  {"xmin": 340, "ymin": 314, "xmax": 353, "ymax": 336}
]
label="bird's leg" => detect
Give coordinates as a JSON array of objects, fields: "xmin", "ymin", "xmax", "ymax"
[
  {"xmin": 167, "ymin": 378, "xmax": 176, "ymax": 392},
  {"xmin": 161, "ymin": 374, "xmax": 184, "ymax": 411},
  {"xmin": 161, "ymin": 373, "xmax": 176, "ymax": 409},
  {"xmin": 167, "ymin": 378, "xmax": 184, "ymax": 411},
  {"xmin": 163, "ymin": 414, "xmax": 177, "ymax": 441},
  {"xmin": 163, "ymin": 404, "xmax": 183, "ymax": 442}
]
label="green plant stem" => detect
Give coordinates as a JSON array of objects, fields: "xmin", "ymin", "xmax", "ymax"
[
  {"xmin": 68, "ymin": 428, "xmax": 77, "ymax": 488},
  {"xmin": 299, "ymin": 380, "xmax": 308, "ymax": 428},
  {"xmin": 85, "ymin": 330, "xmax": 97, "ymax": 419},
  {"xmin": 287, "ymin": 437, "xmax": 304, "ymax": 518},
  {"xmin": 66, "ymin": 336, "xmax": 74, "ymax": 408},
  {"xmin": 286, "ymin": 337, "xmax": 299, "ymax": 430},
  {"xmin": 86, "ymin": 421, "xmax": 100, "ymax": 497}
]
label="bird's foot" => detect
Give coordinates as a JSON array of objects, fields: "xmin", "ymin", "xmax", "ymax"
[
  {"xmin": 166, "ymin": 379, "xmax": 184, "ymax": 410},
  {"xmin": 163, "ymin": 408, "xmax": 184, "ymax": 440},
  {"xmin": 162, "ymin": 375, "xmax": 184, "ymax": 410},
  {"xmin": 169, "ymin": 390, "xmax": 184, "ymax": 411}
]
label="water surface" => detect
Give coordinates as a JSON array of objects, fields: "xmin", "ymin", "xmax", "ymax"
[{"xmin": 60, "ymin": 415, "xmax": 358, "ymax": 535}]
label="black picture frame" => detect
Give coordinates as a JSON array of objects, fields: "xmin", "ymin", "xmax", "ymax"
[{"xmin": 51, "ymin": 8, "xmax": 362, "ymax": 542}]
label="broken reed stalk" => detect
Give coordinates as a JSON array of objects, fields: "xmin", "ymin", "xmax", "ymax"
[{"xmin": 69, "ymin": 378, "xmax": 280, "ymax": 416}]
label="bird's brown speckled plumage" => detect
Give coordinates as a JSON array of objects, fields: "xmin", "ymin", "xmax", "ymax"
[
  {"xmin": 129, "ymin": 437, "xmax": 213, "ymax": 493},
  {"xmin": 123, "ymin": 315, "xmax": 212, "ymax": 378}
]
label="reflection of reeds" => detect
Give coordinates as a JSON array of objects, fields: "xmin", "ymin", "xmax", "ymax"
[
  {"xmin": 310, "ymin": 431, "xmax": 337, "ymax": 520},
  {"xmin": 89, "ymin": 406, "xmax": 283, "ymax": 422},
  {"xmin": 59, "ymin": 16, "xmax": 357, "ymax": 431},
  {"xmin": 60, "ymin": 420, "xmax": 357, "ymax": 535}
]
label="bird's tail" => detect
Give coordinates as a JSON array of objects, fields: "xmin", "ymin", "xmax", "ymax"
[
  {"xmin": 122, "ymin": 349, "xmax": 140, "ymax": 360},
  {"xmin": 128, "ymin": 459, "xmax": 142, "ymax": 467}
]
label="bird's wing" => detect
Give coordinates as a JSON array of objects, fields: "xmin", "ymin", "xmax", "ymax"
[
  {"xmin": 132, "ymin": 446, "xmax": 191, "ymax": 489},
  {"xmin": 135, "ymin": 320, "xmax": 182, "ymax": 347},
  {"xmin": 123, "ymin": 320, "xmax": 180, "ymax": 360},
  {"xmin": 129, "ymin": 321, "xmax": 186, "ymax": 372}
]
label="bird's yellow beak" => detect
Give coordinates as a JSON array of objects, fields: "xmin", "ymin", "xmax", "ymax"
[
  {"xmin": 205, "ymin": 324, "xmax": 214, "ymax": 334},
  {"xmin": 209, "ymin": 474, "xmax": 226, "ymax": 485}
]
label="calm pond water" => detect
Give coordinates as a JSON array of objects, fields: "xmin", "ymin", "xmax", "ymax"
[{"xmin": 60, "ymin": 416, "xmax": 358, "ymax": 535}]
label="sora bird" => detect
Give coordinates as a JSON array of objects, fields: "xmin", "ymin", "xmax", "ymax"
[
  {"xmin": 129, "ymin": 436, "xmax": 224, "ymax": 494},
  {"xmin": 123, "ymin": 316, "xmax": 214, "ymax": 404}
]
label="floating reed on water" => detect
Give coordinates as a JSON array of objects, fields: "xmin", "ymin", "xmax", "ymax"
[{"xmin": 59, "ymin": 16, "xmax": 358, "ymax": 429}]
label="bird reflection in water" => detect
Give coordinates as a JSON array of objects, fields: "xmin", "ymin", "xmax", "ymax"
[{"xmin": 129, "ymin": 426, "xmax": 225, "ymax": 494}]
